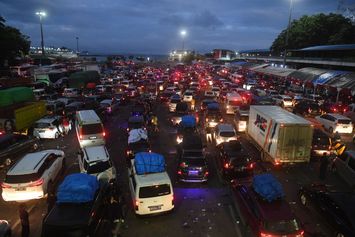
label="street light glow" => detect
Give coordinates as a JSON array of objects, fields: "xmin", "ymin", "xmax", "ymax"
[
  {"xmin": 180, "ymin": 30, "xmax": 187, "ymax": 37},
  {"xmin": 36, "ymin": 11, "xmax": 46, "ymax": 17}
]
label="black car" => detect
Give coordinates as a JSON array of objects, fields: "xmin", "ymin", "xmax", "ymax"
[
  {"xmin": 0, "ymin": 134, "xmax": 39, "ymax": 167},
  {"xmin": 170, "ymin": 102, "xmax": 189, "ymax": 126},
  {"xmin": 216, "ymin": 141, "xmax": 254, "ymax": 180},
  {"xmin": 293, "ymin": 100, "xmax": 321, "ymax": 117},
  {"xmin": 159, "ymin": 91, "xmax": 175, "ymax": 103},
  {"xmin": 177, "ymin": 135, "xmax": 208, "ymax": 182},
  {"xmin": 311, "ymin": 128, "xmax": 331, "ymax": 158},
  {"xmin": 299, "ymin": 184, "xmax": 355, "ymax": 237}
]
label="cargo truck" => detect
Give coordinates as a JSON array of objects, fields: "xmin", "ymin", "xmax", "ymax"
[
  {"xmin": 247, "ymin": 106, "xmax": 313, "ymax": 165},
  {"xmin": 0, "ymin": 101, "xmax": 46, "ymax": 134}
]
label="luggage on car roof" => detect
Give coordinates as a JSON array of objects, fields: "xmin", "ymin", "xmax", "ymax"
[
  {"xmin": 181, "ymin": 115, "xmax": 196, "ymax": 128},
  {"xmin": 134, "ymin": 152, "xmax": 165, "ymax": 175},
  {"xmin": 57, "ymin": 173, "xmax": 99, "ymax": 204},
  {"xmin": 207, "ymin": 103, "xmax": 219, "ymax": 110},
  {"xmin": 252, "ymin": 173, "xmax": 284, "ymax": 202}
]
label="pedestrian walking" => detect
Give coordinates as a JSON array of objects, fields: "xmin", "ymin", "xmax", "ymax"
[
  {"xmin": 19, "ymin": 204, "xmax": 30, "ymax": 237},
  {"xmin": 319, "ymin": 152, "xmax": 329, "ymax": 180}
]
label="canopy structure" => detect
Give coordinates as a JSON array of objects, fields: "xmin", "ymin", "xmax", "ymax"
[
  {"xmin": 252, "ymin": 66, "xmax": 296, "ymax": 78},
  {"xmin": 312, "ymin": 71, "xmax": 349, "ymax": 85}
]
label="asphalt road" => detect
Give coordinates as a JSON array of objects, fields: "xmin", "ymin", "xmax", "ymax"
[{"xmin": 0, "ymin": 97, "xmax": 354, "ymax": 237}]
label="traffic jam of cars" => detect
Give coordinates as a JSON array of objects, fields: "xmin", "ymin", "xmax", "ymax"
[{"xmin": 0, "ymin": 60, "xmax": 355, "ymax": 237}]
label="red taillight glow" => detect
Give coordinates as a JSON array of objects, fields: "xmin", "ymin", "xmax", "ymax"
[
  {"xmin": 103, "ymin": 132, "xmax": 106, "ymax": 137},
  {"xmin": 249, "ymin": 162, "xmax": 255, "ymax": 169},
  {"xmin": 224, "ymin": 163, "xmax": 229, "ymax": 169},
  {"xmin": 205, "ymin": 171, "xmax": 209, "ymax": 176},
  {"xmin": 29, "ymin": 178, "xmax": 44, "ymax": 187},
  {"xmin": 177, "ymin": 170, "xmax": 182, "ymax": 175},
  {"xmin": 79, "ymin": 134, "xmax": 83, "ymax": 139},
  {"xmin": 1, "ymin": 182, "xmax": 11, "ymax": 189}
]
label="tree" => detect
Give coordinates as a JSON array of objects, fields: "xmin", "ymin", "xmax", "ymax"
[
  {"xmin": 271, "ymin": 13, "xmax": 355, "ymax": 54},
  {"xmin": 0, "ymin": 16, "xmax": 31, "ymax": 68}
]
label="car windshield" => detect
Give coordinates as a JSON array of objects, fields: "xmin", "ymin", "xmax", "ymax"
[
  {"xmin": 35, "ymin": 122, "xmax": 51, "ymax": 128},
  {"xmin": 229, "ymin": 101, "xmax": 241, "ymax": 106},
  {"xmin": 81, "ymin": 124, "xmax": 103, "ymax": 135},
  {"xmin": 220, "ymin": 131, "xmax": 235, "ymax": 137},
  {"xmin": 87, "ymin": 160, "xmax": 111, "ymax": 174},
  {"xmin": 264, "ymin": 219, "xmax": 301, "ymax": 234},
  {"xmin": 183, "ymin": 157, "xmax": 205, "ymax": 166},
  {"xmin": 139, "ymin": 184, "xmax": 171, "ymax": 198},
  {"xmin": 5, "ymin": 173, "xmax": 40, "ymax": 184},
  {"xmin": 338, "ymin": 119, "xmax": 351, "ymax": 124}
]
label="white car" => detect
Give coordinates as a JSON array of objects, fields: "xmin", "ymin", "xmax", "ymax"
[
  {"xmin": 211, "ymin": 87, "xmax": 221, "ymax": 97},
  {"xmin": 315, "ymin": 113, "xmax": 353, "ymax": 134},
  {"xmin": 33, "ymin": 116, "xmax": 64, "ymax": 139},
  {"xmin": 204, "ymin": 91, "xmax": 216, "ymax": 99},
  {"xmin": 78, "ymin": 145, "xmax": 116, "ymax": 182},
  {"xmin": 273, "ymin": 95, "xmax": 293, "ymax": 108},
  {"xmin": 183, "ymin": 90, "xmax": 194, "ymax": 103},
  {"xmin": 214, "ymin": 124, "xmax": 238, "ymax": 146},
  {"xmin": 168, "ymin": 95, "xmax": 181, "ymax": 112},
  {"xmin": 63, "ymin": 88, "xmax": 80, "ymax": 97},
  {"xmin": 1, "ymin": 149, "xmax": 65, "ymax": 202}
]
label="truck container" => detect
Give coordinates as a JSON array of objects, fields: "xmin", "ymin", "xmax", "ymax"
[
  {"xmin": 247, "ymin": 106, "xmax": 313, "ymax": 165},
  {"xmin": 68, "ymin": 71, "xmax": 100, "ymax": 89},
  {"xmin": 0, "ymin": 101, "xmax": 46, "ymax": 134},
  {"xmin": 0, "ymin": 87, "xmax": 34, "ymax": 107}
]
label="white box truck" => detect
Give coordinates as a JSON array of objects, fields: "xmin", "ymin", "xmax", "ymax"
[{"xmin": 247, "ymin": 106, "xmax": 313, "ymax": 165}]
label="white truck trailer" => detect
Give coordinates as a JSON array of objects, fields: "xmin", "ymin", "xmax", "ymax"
[{"xmin": 247, "ymin": 106, "xmax": 313, "ymax": 165}]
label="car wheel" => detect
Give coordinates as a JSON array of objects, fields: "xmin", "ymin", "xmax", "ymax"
[
  {"xmin": 329, "ymin": 127, "xmax": 333, "ymax": 134},
  {"xmin": 299, "ymin": 193, "xmax": 307, "ymax": 206},
  {"xmin": 55, "ymin": 132, "xmax": 59, "ymax": 139},
  {"xmin": 336, "ymin": 233, "xmax": 345, "ymax": 237}
]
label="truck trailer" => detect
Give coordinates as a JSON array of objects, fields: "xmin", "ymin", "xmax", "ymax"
[{"xmin": 247, "ymin": 106, "xmax": 313, "ymax": 165}]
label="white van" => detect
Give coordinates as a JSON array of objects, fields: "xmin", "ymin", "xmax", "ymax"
[
  {"xmin": 225, "ymin": 92, "xmax": 243, "ymax": 114},
  {"xmin": 75, "ymin": 110, "xmax": 105, "ymax": 148},
  {"xmin": 128, "ymin": 159, "xmax": 174, "ymax": 215}
]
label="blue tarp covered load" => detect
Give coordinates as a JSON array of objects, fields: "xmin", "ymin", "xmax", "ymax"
[
  {"xmin": 207, "ymin": 103, "xmax": 219, "ymax": 110},
  {"xmin": 181, "ymin": 115, "xmax": 196, "ymax": 128},
  {"xmin": 253, "ymin": 174, "xmax": 284, "ymax": 202},
  {"xmin": 57, "ymin": 173, "xmax": 99, "ymax": 204},
  {"xmin": 135, "ymin": 152, "xmax": 165, "ymax": 175}
]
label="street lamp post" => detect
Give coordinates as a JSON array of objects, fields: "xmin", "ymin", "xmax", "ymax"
[
  {"xmin": 180, "ymin": 30, "xmax": 187, "ymax": 51},
  {"xmin": 283, "ymin": 0, "xmax": 293, "ymax": 67},
  {"xmin": 35, "ymin": 11, "xmax": 46, "ymax": 56},
  {"xmin": 76, "ymin": 37, "xmax": 79, "ymax": 55}
]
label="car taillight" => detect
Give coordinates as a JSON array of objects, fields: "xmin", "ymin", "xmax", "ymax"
[
  {"xmin": 29, "ymin": 178, "xmax": 44, "ymax": 187},
  {"xmin": 295, "ymin": 230, "xmax": 304, "ymax": 237},
  {"xmin": 177, "ymin": 170, "xmax": 182, "ymax": 175},
  {"xmin": 79, "ymin": 134, "xmax": 83, "ymax": 140},
  {"xmin": 204, "ymin": 171, "xmax": 209, "ymax": 176},
  {"xmin": 1, "ymin": 182, "xmax": 11, "ymax": 189},
  {"xmin": 220, "ymin": 118, "xmax": 223, "ymax": 122},
  {"xmin": 103, "ymin": 132, "xmax": 106, "ymax": 137},
  {"xmin": 135, "ymin": 200, "xmax": 139, "ymax": 210},
  {"xmin": 224, "ymin": 163, "xmax": 230, "ymax": 169},
  {"xmin": 249, "ymin": 162, "xmax": 255, "ymax": 169}
]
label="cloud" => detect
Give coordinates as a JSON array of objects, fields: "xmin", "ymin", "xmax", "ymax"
[{"xmin": 192, "ymin": 10, "xmax": 224, "ymax": 29}]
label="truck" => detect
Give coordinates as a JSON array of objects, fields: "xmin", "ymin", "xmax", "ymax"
[
  {"xmin": 42, "ymin": 173, "xmax": 111, "ymax": 237},
  {"xmin": 225, "ymin": 92, "xmax": 243, "ymax": 114},
  {"xmin": 247, "ymin": 106, "xmax": 313, "ymax": 165},
  {"xmin": 0, "ymin": 101, "xmax": 46, "ymax": 134}
]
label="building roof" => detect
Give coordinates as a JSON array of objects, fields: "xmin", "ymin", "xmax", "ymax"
[{"xmin": 239, "ymin": 49, "xmax": 271, "ymax": 54}]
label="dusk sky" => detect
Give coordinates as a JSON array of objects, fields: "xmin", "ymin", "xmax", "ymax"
[{"xmin": 0, "ymin": 0, "xmax": 347, "ymax": 54}]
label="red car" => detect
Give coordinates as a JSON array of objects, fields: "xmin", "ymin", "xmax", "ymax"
[{"xmin": 232, "ymin": 183, "xmax": 304, "ymax": 237}]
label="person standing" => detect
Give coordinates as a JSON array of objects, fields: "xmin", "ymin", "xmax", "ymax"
[
  {"xmin": 319, "ymin": 152, "xmax": 329, "ymax": 180},
  {"xmin": 19, "ymin": 204, "xmax": 30, "ymax": 237}
]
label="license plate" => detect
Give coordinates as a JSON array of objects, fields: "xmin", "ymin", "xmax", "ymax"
[
  {"xmin": 16, "ymin": 187, "xmax": 26, "ymax": 191},
  {"xmin": 89, "ymin": 136, "xmax": 97, "ymax": 139},
  {"xmin": 149, "ymin": 205, "xmax": 162, "ymax": 211},
  {"xmin": 188, "ymin": 170, "xmax": 199, "ymax": 176},
  {"xmin": 343, "ymin": 126, "xmax": 348, "ymax": 128}
]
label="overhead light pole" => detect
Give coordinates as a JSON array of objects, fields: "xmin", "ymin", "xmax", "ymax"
[
  {"xmin": 283, "ymin": 0, "xmax": 293, "ymax": 67},
  {"xmin": 180, "ymin": 30, "xmax": 187, "ymax": 51},
  {"xmin": 35, "ymin": 11, "xmax": 46, "ymax": 56}
]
